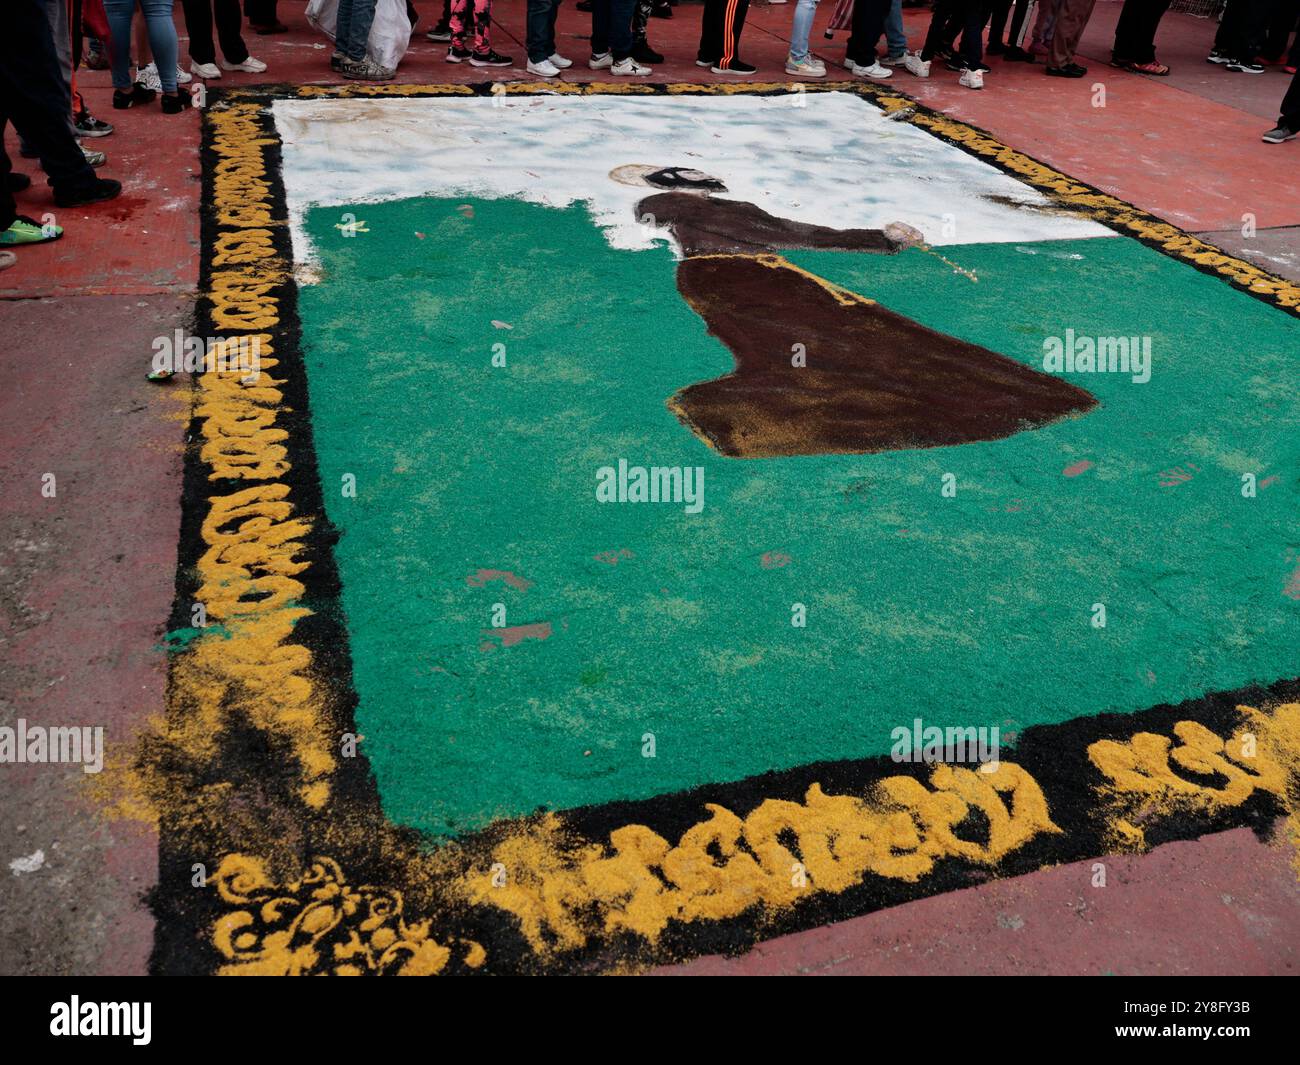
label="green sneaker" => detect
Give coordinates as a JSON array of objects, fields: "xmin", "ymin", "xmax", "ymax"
[{"xmin": 0, "ymin": 215, "xmax": 63, "ymax": 245}]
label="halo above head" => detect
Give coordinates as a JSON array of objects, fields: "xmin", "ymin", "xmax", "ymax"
[{"xmin": 609, "ymin": 165, "xmax": 729, "ymax": 192}]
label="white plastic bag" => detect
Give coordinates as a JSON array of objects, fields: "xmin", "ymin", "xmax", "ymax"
[{"xmin": 305, "ymin": 0, "xmax": 412, "ymax": 71}]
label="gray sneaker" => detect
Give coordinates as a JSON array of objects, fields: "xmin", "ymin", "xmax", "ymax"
[
  {"xmin": 1262, "ymin": 124, "xmax": 1297, "ymax": 143},
  {"xmin": 79, "ymin": 143, "xmax": 108, "ymax": 168},
  {"xmin": 340, "ymin": 56, "xmax": 395, "ymax": 81}
]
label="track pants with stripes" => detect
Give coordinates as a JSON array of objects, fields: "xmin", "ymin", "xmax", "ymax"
[{"xmin": 699, "ymin": 0, "xmax": 750, "ymax": 67}]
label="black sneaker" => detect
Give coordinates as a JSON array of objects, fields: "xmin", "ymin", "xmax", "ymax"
[
  {"xmin": 54, "ymin": 177, "xmax": 122, "ymax": 208},
  {"xmin": 1206, "ymin": 49, "xmax": 1231, "ymax": 64},
  {"xmin": 446, "ymin": 45, "xmax": 472, "ymax": 62},
  {"xmin": 632, "ymin": 40, "xmax": 665, "ymax": 64},
  {"xmin": 652, "ymin": 1, "xmax": 672, "ymax": 15},
  {"xmin": 1045, "ymin": 63, "xmax": 1085, "ymax": 77},
  {"xmin": 469, "ymin": 49, "xmax": 513, "ymax": 67},
  {"xmin": 161, "ymin": 91, "xmax": 193, "ymax": 114},
  {"xmin": 1003, "ymin": 45, "xmax": 1033, "ymax": 62},
  {"xmin": 695, "ymin": 57, "xmax": 716, "ymax": 67},
  {"xmin": 1226, "ymin": 58, "xmax": 1264, "ymax": 73},
  {"xmin": 1262, "ymin": 124, "xmax": 1297, "ymax": 143},
  {"xmin": 711, "ymin": 58, "xmax": 756, "ymax": 74},
  {"xmin": 74, "ymin": 112, "xmax": 114, "ymax": 138},
  {"xmin": 426, "ymin": 21, "xmax": 451, "ymax": 41},
  {"xmin": 112, "ymin": 84, "xmax": 156, "ymax": 109}
]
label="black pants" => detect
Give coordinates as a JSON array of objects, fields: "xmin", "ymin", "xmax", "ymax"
[
  {"xmin": 990, "ymin": 0, "xmax": 1031, "ymax": 45},
  {"xmin": 1, "ymin": 0, "xmax": 96, "ymax": 225},
  {"xmin": 1263, "ymin": 0, "xmax": 1300, "ymax": 63},
  {"xmin": 1282, "ymin": 64, "xmax": 1300, "ymax": 126},
  {"xmin": 846, "ymin": 0, "xmax": 891, "ymax": 64},
  {"xmin": 1112, "ymin": 0, "xmax": 1170, "ymax": 63},
  {"xmin": 699, "ymin": 0, "xmax": 750, "ymax": 66},
  {"xmin": 922, "ymin": 0, "xmax": 985, "ymax": 68},
  {"xmin": 182, "ymin": 0, "xmax": 250, "ymax": 65},
  {"xmin": 1214, "ymin": 0, "xmax": 1268, "ymax": 60},
  {"xmin": 592, "ymin": 0, "xmax": 636, "ymax": 58}
]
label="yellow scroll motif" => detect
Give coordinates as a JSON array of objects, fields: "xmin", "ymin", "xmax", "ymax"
[
  {"xmin": 212, "ymin": 855, "xmax": 482, "ymax": 975},
  {"xmin": 1087, "ymin": 704, "xmax": 1298, "ymax": 847},
  {"xmin": 460, "ymin": 762, "xmax": 1059, "ymax": 954}
]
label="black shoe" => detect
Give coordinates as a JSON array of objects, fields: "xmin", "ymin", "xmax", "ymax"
[
  {"xmin": 632, "ymin": 40, "xmax": 665, "ymax": 64},
  {"xmin": 576, "ymin": 0, "xmax": 593, "ymax": 9},
  {"xmin": 74, "ymin": 112, "xmax": 114, "ymax": 138},
  {"xmin": 948, "ymin": 57, "xmax": 989, "ymax": 71},
  {"xmin": 5, "ymin": 173, "xmax": 32, "ymax": 192},
  {"xmin": 1045, "ymin": 63, "xmax": 1085, "ymax": 77},
  {"xmin": 446, "ymin": 45, "xmax": 472, "ymax": 62},
  {"xmin": 1226, "ymin": 58, "xmax": 1264, "ymax": 73},
  {"xmin": 54, "ymin": 177, "xmax": 122, "ymax": 208},
  {"xmin": 712, "ymin": 58, "xmax": 756, "ymax": 74},
  {"xmin": 161, "ymin": 91, "xmax": 193, "ymax": 113},
  {"xmin": 112, "ymin": 83, "xmax": 156, "ymax": 109},
  {"xmin": 1003, "ymin": 45, "xmax": 1033, "ymax": 62},
  {"xmin": 469, "ymin": 49, "xmax": 514, "ymax": 67},
  {"xmin": 651, "ymin": 1, "xmax": 672, "ymax": 15},
  {"xmin": 1262, "ymin": 124, "xmax": 1297, "ymax": 143},
  {"xmin": 426, "ymin": 21, "xmax": 451, "ymax": 40},
  {"xmin": 1206, "ymin": 49, "xmax": 1231, "ymax": 64},
  {"xmin": 987, "ymin": 40, "xmax": 1006, "ymax": 55}
]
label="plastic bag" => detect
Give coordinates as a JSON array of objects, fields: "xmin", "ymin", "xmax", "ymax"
[{"xmin": 305, "ymin": 0, "xmax": 412, "ymax": 71}]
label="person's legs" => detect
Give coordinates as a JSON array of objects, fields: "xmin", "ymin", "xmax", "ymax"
[
  {"xmin": 548, "ymin": 0, "xmax": 561, "ymax": 54},
  {"xmin": 1048, "ymin": 0, "xmax": 1096, "ymax": 67},
  {"xmin": 1032, "ymin": 0, "xmax": 1061, "ymax": 49},
  {"xmin": 103, "ymin": 0, "xmax": 136, "ymax": 89},
  {"xmin": 527, "ymin": 0, "xmax": 557, "ymax": 60},
  {"xmin": 631, "ymin": 0, "xmax": 651, "ymax": 41},
  {"xmin": 214, "ymin": 0, "xmax": 251, "ymax": 62},
  {"xmin": 699, "ymin": 0, "xmax": 724, "ymax": 60},
  {"xmin": 1280, "ymin": 62, "xmax": 1300, "ymax": 123},
  {"xmin": 848, "ymin": 0, "xmax": 891, "ymax": 61},
  {"xmin": 140, "ymin": 0, "xmax": 180, "ymax": 90},
  {"xmin": 957, "ymin": 0, "xmax": 984, "ymax": 66},
  {"xmin": 920, "ymin": 0, "xmax": 957, "ymax": 59},
  {"xmin": 883, "ymin": 0, "xmax": 906, "ymax": 55},
  {"xmin": 988, "ymin": 0, "xmax": 1012, "ymax": 46},
  {"xmin": 1, "ymin": 0, "xmax": 98, "ymax": 195},
  {"xmin": 450, "ymin": 0, "xmax": 471, "ymax": 48},
  {"xmin": 337, "ymin": 0, "xmax": 379, "ymax": 60},
  {"xmin": 608, "ymin": 0, "xmax": 634, "ymax": 57},
  {"xmin": 180, "ymin": 0, "xmax": 219, "ymax": 64},
  {"xmin": 789, "ymin": 0, "xmax": 818, "ymax": 60}
]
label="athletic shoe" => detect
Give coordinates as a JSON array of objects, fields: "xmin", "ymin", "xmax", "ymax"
[
  {"xmin": 136, "ymin": 62, "xmax": 163, "ymax": 92},
  {"xmin": 0, "ymin": 251, "xmax": 15, "ymax": 271},
  {"xmin": 191, "ymin": 62, "xmax": 221, "ymax": 79},
  {"xmin": 1045, "ymin": 64, "xmax": 1085, "ymax": 77},
  {"xmin": 786, "ymin": 55, "xmax": 826, "ymax": 77},
  {"xmin": 446, "ymin": 46, "xmax": 473, "ymax": 62},
  {"xmin": 161, "ymin": 91, "xmax": 193, "ymax": 114},
  {"xmin": 987, "ymin": 40, "xmax": 1006, "ymax": 55},
  {"xmin": 113, "ymin": 84, "xmax": 156, "ymax": 109},
  {"xmin": 612, "ymin": 57, "xmax": 652, "ymax": 75},
  {"xmin": 341, "ymin": 56, "xmax": 396, "ymax": 80},
  {"xmin": 550, "ymin": 53, "xmax": 573, "ymax": 68},
  {"xmin": 652, "ymin": 0, "xmax": 672, "ymax": 14},
  {"xmin": 712, "ymin": 59, "xmax": 757, "ymax": 74},
  {"xmin": 54, "ymin": 177, "xmax": 122, "ymax": 208},
  {"xmin": 80, "ymin": 144, "xmax": 107, "ymax": 167},
  {"xmin": 84, "ymin": 42, "xmax": 109, "ymax": 70},
  {"xmin": 252, "ymin": 21, "xmax": 289, "ymax": 34},
  {"xmin": 527, "ymin": 58, "xmax": 561, "ymax": 77},
  {"xmin": 948, "ymin": 59, "xmax": 990, "ymax": 72},
  {"xmin": 1226, "ymin": 58, "xmax": 1264, "ymax": 73},
  {"xmin": 330, "ymin": 51, "xmax": 346, "ymax": 71},
  {"xmin": 74, "ymin": 112, "xmax": 114, "ymax": 138},
  {"xmin": 851, "ymin": 59, "xmax": 893, "ymax": 78},
  {"xmin": 696, "ymin": 58, "xmax": 716, "ymax": 67},
  {"xmin": 1003, "ymin": 45, "xmax": 1033, "ymax": 62},
  {"xmin": 1206, "ymin": 49, "xmax": 1231, "ymax": 64},
  {"xmin": 470, "ymin": 50, "xmax": 514, "ymax": 67},
  {"xmin": 175, "ymin": 65, "xmax": 193, "ymax": 84},
  {"xmin": 632, "ymin": 40, "xmax": 665, "ymax": 64},
  {"xmin": 426, "ymin": 22, "xmax": 452, "ymax": 41},
  {"xmin": 959, "ymin": 68, "xmax": 984, "ymax": 89},
  {"xmin": 589, "ymin": 51, "xmax": 613, "ymax": 69},
  {"xmin": 0, "ymin": 215, "xmax": 63, "ymax": 245},
  {"xmin": 1262, "ymin": 124, "xmax": 1297, "ymax": 143},
  {"xmin": 902, "ymin": 52, "xmax": 930, "ymax": 77},
  {"xmin": 221, "ymin": 56, "xmax": 267, "ymax": 73},
  {"xmin": 880, "ymin": 52, "xmax": 907, "ymax": 65}
]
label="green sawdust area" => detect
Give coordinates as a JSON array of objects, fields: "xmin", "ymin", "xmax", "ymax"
[{"xmin": 296, "ymin": 195, "xmax": 1300, "ymax": 840}]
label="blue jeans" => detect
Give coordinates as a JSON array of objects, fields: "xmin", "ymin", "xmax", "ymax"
[
  {"xmin": 104, "ymin": 0, "xmax": 179, "ymax": 92},
  {"xmin": 336, "ymin": 0, "xmax": 379, "ymax": 61},
  {"xmin": 788, "ymin": 0, "xmax": 818, "ymax": 61},
  {"xmin": 527, "ymin": 0, "xmax": 562, "ymax": 61},
  {"xmin": 884, "ymin": 0, "xmax": 906, "ymax": 56}
]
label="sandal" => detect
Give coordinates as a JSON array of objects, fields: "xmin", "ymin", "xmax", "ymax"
[{"xmin": 1124, "ymin": 60, "xmax": 1170, "ymax": 75}]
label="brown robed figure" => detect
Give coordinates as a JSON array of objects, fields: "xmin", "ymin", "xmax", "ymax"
[{"xmin": 615, "ymin": 165, "xmax": 1097, "ymax": 459}]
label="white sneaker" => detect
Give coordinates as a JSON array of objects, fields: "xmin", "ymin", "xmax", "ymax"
[
  {"xmin": 175, "ymin": 65, "xmax": 192, "ymax": 84},
  {"xmin": 611, "ymin": 57, "xmax": 651, "ymax": 75},
  {"xmin": 589, "ymin": 51, "xmax": 613, "ymax": 69},
  {"xmin": 786, "ymin": 55, "xmax": 826, "ymax": 77},
  {"xmin": 549, "ymin": 53, "xmax": 573, "ymax": 69},
  {"xmin": 959, "ymin": 67, "xmax": 984, "ymax": 89},
  {"xmin": 853, "ymin": 60, "xmax": 893, "ymax": 79},
  {"xmin": 902, "ymin": 52, "xmax": 930, "ymax": 77},
  {"xmin": 527, "ymin": 58, "xmax": 560, "ymax": 77},
  {"xmin": 135, "ymin": 62, "xmax": 162, "ymax": 92},
  {"xmin": 220, "ymin": 56, "xmax": 267, "ymax": 73},
  {"xmin": 191, "ymin": 61, "xmax": 221, "ymax": 79}
]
